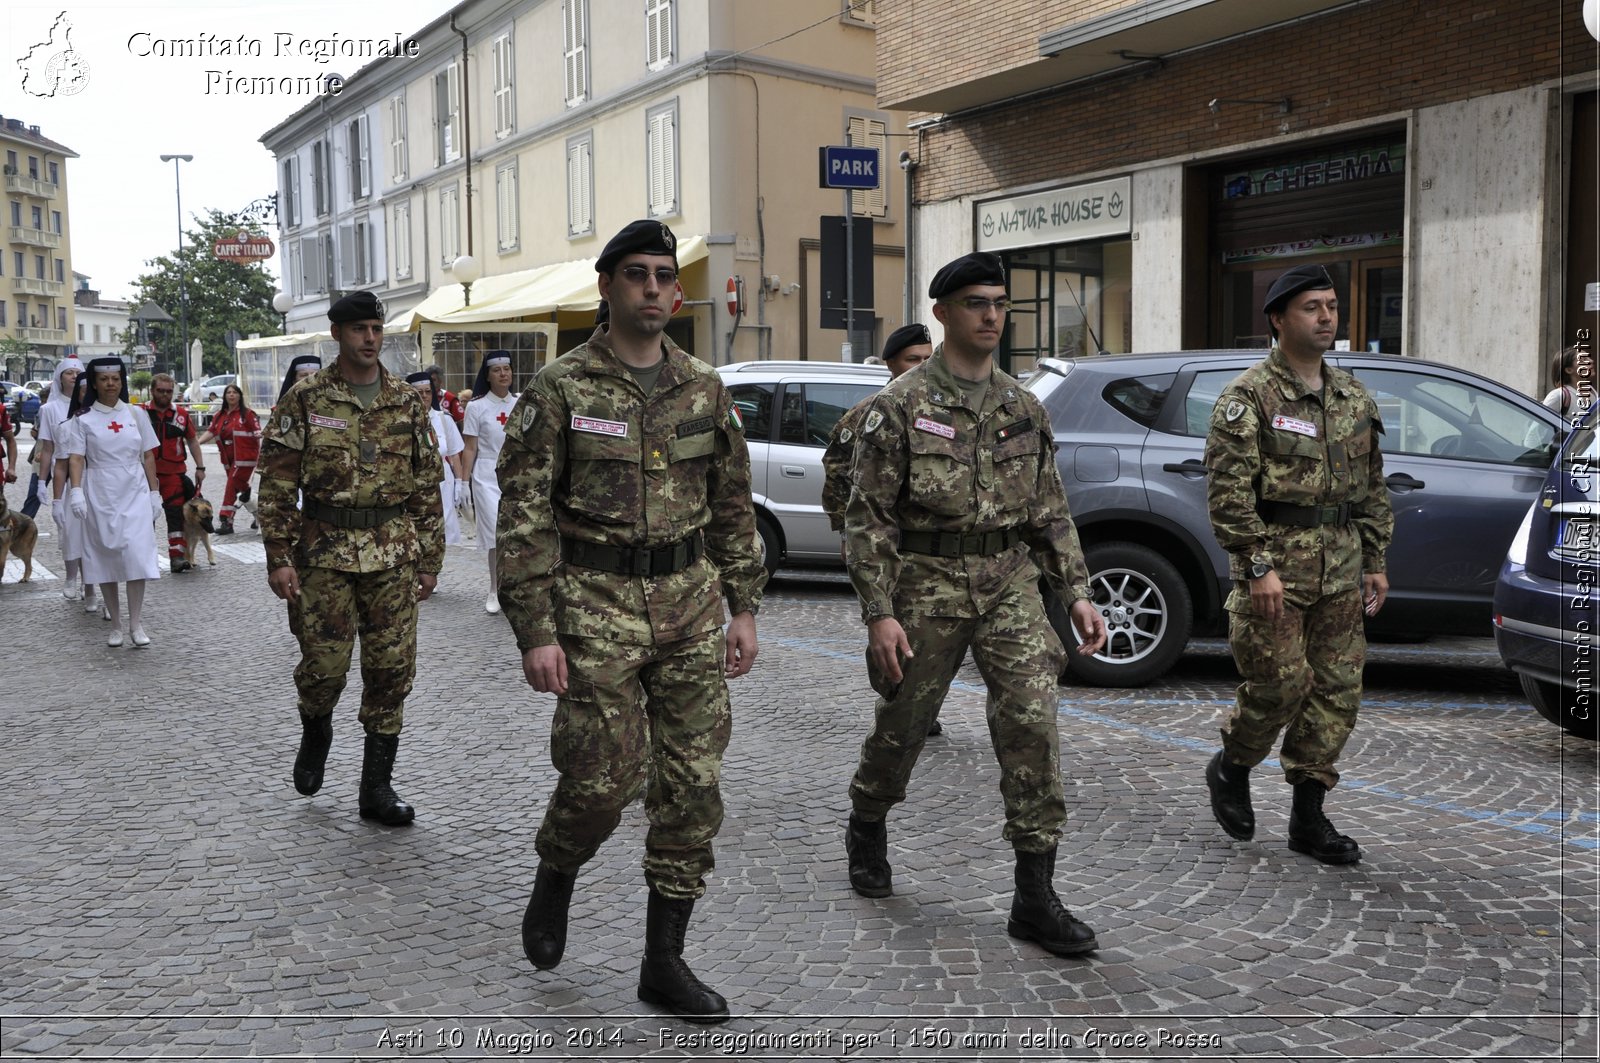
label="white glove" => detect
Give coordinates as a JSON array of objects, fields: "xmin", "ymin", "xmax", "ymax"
[
  {"xmin": 51, "ymin": 497, "xmax": 64, "ymax": 527},
  {"xmin": 455, "ymin": 483, "xmax": 471, "ymax": 514},
  {"xmin": 149, "ymin": 489, "xmax": 164, "ymax": 524},
  {"xmin": 34, "ymin": 477, "xmax": 49, "ymax": 505},
  {"xmin": 69, "ymin": 486, "xmax": 87, "ymax": 519}
]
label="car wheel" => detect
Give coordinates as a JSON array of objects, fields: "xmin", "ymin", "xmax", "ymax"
[
  {"xmin": 1518, "ymin": 674, "xmax": 1599, "ymax": 740},
  {"xmin": 755, "ymin": 513, "xmax": 781, "ymax": 581},
  {"xmin": 1052, "ymin": 542, "xmax": 1194, "ymax": 688}
]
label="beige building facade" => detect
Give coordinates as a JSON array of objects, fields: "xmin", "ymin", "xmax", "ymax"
[
  {"xmin": 262, "ymin": 0, "xmax": 909, "ymax": 389},
  {"xmin": 0, "ymin": 115, "xmax": 75, "ymax": 377}
]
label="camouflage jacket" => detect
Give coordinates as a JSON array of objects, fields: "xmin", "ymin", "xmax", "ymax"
[
  {"xmin": 821, "ymin": 395, "xmax": 875, "ymax": 533},
  {"xmin": 496, "ymin": 328, "xmax": 766, "ymax": 650},
  {"xmin": 843, "ymin": 347, "xmax": 1092, "ymax": 624},
  {"xmin": 258, "ymin": 362, "xmax": 445, "ymax": 574},
  {"xmin": 1205, "ymin": 346, "xmax": 1394, "ymax": 605}
]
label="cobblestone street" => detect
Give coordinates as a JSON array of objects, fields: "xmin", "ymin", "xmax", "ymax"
[{"xmin": 0, "ymin": 469, "xmax": 1596, "ymax": 1061}]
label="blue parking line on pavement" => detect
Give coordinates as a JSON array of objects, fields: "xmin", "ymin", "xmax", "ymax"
[{"xmin": 773, "ymin": 633, "xmax": 1600, "ymax": 852}]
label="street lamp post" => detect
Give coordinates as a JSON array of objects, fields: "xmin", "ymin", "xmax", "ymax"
[
  {"xmin": 159, "ymin": 154, "xmax": 194, "ymax": 382},
  {"xmin": 272, "ymin": 291, "xmax": 293, "ymax": 333}
]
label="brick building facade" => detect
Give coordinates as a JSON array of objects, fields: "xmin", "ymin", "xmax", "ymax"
[{"xmin": 878, "ymin": 0, "xmax": 1598, "ymax": 395}]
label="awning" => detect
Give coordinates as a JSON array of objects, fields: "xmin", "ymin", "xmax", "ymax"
[{"xmin": 388, "ymin": 234, "xmax": 708, "ymax": 332}]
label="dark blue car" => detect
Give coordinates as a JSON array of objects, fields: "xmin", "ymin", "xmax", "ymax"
[
  {"xmin": 11, "ymin": 387, "xmax": 40, "ymax": 424},
  {"xmin": 1493, "ymin": 404, "xmax": 1600, "ymax": 739}
]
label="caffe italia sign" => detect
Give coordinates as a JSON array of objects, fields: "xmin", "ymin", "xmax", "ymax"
[
  {"xmin": 212, "ymin": 230, "xmax": 276, "ymax": 264},
  {"xmin": 976, "ymin": 176, "xmax": 1131, "ymax": 253}
]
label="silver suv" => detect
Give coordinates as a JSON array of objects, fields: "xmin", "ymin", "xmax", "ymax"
[
  {"xmin": 719, "ymin": 361, "xmax": 890, "ymax": 575},
  {"xmin": 1026, "ymin": 351, "xmax": 1566, "ymax": 687}
]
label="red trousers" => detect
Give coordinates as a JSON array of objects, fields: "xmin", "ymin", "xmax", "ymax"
[{"xmin": 220, "ymin": 461, "xmax": 255, "ymax": 523}]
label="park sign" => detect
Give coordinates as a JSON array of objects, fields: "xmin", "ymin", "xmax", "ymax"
[
  {"xmin": 212, "ymin": 231, "xmax": 276, "ymax": 264},
  {"xmin": 818, "ymin": 145, "xmax": 880, "ymax": 190}
]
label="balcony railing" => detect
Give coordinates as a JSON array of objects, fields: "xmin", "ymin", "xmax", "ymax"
[
  {"xmin": 8, "ymin": 225, "xmax": 61, "ymax": 249},
  {"xmin": 12, "ymin": 276, "xmax": 64, "ymax": 298},
  {"xmin": 3, "ymin": 172, "xmax": 57, "ymax": 198},
  {"xmin": 17, "ymin": 326, "xmax": 66, "ymax": 343}
]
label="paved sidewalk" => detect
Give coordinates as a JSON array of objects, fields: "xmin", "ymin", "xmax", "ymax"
[{"xmin": 0, "ymin": 473, "xmax": 1595, "ymax": 1061}]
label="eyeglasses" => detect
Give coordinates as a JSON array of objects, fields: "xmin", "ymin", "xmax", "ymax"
[
  {"xmin": 618, "ymin": 266, "xmax": 679, "ymax": 286},
  {"xmin": 946, "ymin": 296, "xmax": 1011, "ymax": 314}
]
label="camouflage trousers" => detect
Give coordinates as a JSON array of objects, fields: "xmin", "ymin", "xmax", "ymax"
[
  {"xmin": 535, "ymin": 629, "xmax": 732, "ymax": 900},
  {"xmin": 1222, "ymin": 586, "xmax": 1364, "ymax": 789},
  {"xmin": 848, "ymin": 580, "xmax": 1068, "ymax": 853},
  {"xmin": 287, "ymin": 564, "xmax": 419, "ymax": 737}
]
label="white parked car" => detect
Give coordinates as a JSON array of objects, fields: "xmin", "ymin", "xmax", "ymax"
[{"xmin": 185, "ymin": 373, "xmax": 236, "ymax": 403}]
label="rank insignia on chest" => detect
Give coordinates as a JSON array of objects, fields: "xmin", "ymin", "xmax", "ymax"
[
  {"xmin": 863, "ymin": 410, "xmax": 884, "ymax": 433},
  {"xmin": 1224, "ymin": 400, "xmax": 1246, "ymax": 422},
  {"xmin": 994, "ymin": 416, "xmax": 1033, "ymax": 442},
  {"xmin": 360, "ymin": 439, "xmax": 377, "ymax": 463},
  {"xmin": 913, "ymin": 416, "xmax": 956, "ymax": 440}
]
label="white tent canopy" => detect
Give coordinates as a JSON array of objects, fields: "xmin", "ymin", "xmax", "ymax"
[{"xmin": 387, "ymin": 234, "xmax": 708, "ymax": 332}]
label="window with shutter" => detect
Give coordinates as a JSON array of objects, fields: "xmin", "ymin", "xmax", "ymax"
[
  {"xmin": 567, "ymin": 134, "xmax": 593, "ymax": 237},
  {"xmin": 393, "ymin": 202, "xmax": 412, "ymax": 280},
  {"xmin": 281, "ymin": 158, "xmax": 300, "ymax": 228},
  {"xmin": 497, "ymin": 162, "xmax": 520, "ymax": 252},
  {"xmin": 355, "ymin": 218, "xmax": 372, "ymax": 284},
  {"xmin": 338, "ymin": 224, "xmax": 356, "ymax": 287},
  {"xmin": 389, "ymin": 94, "xmax": 408, "ymax": 182},
  {"xmin": 564, "ymin": 1, "xmax": 588, "ymax": 107},
  {"xmin": 439, "ymin": 185, "xmax": 460, "ymax": 265},
  {"xmin": 349, "ymin": 115, "xmax": 370, "ymax": 200},
  {"xmin": 841, "ymin": 0, "xmax": 876, "ymax": 25},
  {"xmin": 646, "ymin": 102, "xmax": 677, "ymax": 218},
  {"xmin": 847, "ymin": 115, "xmax": 888, "ymax": 218},
  {"xmin": 312, "ymin": 141, "xmax": 329, "ymax": 217},
  {"xmin": 493, "ymin": 33, "xmax": 515, "ymax": 139},
  {"xmin": 298, "ymin": 235, "xmax": 322, "ymax": 293},
  {"xmin": 646, "ymin": 0, "xmax": 674, "ymax": 70},
  {"xmin": 435, "ymin": 64, "xmax": 460, "ymax": 164}
]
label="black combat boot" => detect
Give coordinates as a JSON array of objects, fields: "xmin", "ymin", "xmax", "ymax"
[
  {"xmin": 1287, "ymin": 780, "xmax": 1361, "ymax": 864},
  {"xmin": 357, "ymin": 733, "xmax": 415, "ymax": 826},
  {"xmin": 845, "ymin": 814, "xmax": 892, "ymax": 898},
  {"xmin": 1205, "ymin": 750, "xmax": 1255, "ymax": 841},
  {"xmin": 637, "ymin": 888, "xmax": 729, "ymax": 1024},
  {"xmin": 216, "ymin": 518, "xmax": 234, "ymax": 536},
  {"xmin": 292, "ymin": 713, "xmax": 334, "ymax": 796},
  {"xmin": 1007, "ymin": 847, "xmax": 1098, "ymax": 956},
  {"xmin": 521, "ymin": 863, "xmax": 577, "ymax": 970},
  {"xmin": 927, "ymin": 716, "xmax": 944, "ymax": 737}
]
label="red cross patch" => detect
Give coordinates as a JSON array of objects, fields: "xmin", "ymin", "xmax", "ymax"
[
  {"xmin": 107, "ymin": 420, "xmax": 123, "ymax": 433},
  {"xmin": 496, "ymin": 411, "xmax": 509, "ymax": 426}
]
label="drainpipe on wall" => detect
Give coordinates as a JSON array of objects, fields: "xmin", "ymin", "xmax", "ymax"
[{"xmin": 450, "ymin": 14, "xmax": 473, "ymax": 257}]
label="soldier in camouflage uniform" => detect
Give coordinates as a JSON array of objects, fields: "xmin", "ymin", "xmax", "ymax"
[
  {"xmin": 843, "ymin": 252, "xmax": 1109, "ymax": 958},
  {"xmin": 258, "ymin": 290, "xmax": 444, "ymax": 828},
  {"xmin": 822, "ymin": 323, "xmax": 941, "ymax": 738},
  {"xmin": 1203, "ymin": 263, "xmax": 1394, "ymax": 865},
  {"xmin": 497, "ymin": 220, "xmax": 765, "ymax": 1024}
]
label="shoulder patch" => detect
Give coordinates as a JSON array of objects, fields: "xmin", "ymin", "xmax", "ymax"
[
  {"xmin": 280, "ymin": 414, "xmax": 293, "ymax": 434},
  {"xmin": 726, "ymin": 404, "xmax": 745, "ymax": 432},
  {"xmin": 520, "ymin": 404, "xmax": 538, "ymax": 433},
  {"xmin": 1224, "ymin": 399, "xmax": 1246, "ymax": 423},
  {"xmin": 838, "ymin": 427, "xmax": 854, "ymax": 445}
]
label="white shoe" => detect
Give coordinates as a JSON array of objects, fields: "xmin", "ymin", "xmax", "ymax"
[
  {"xmin": 101, "ymin": 605, "xmax": 112, "ymax": 621},
  {"xmin": 130, "ymin": 627, "xmax": 150, "ymax": 648},
  {"xmin": 63, "ymin": 581, "xmax": 81, "ymax": 601},
  {"xmin": 83, "ymin": 594, "xmax": 100, "ymax": 613},
  {"xmin": 485, "ymin": 592, "xmax": 501, "ymax": 614},
  {"xmin": 107, "ymin": 628, "xmax": 124, "ymax": 648}
]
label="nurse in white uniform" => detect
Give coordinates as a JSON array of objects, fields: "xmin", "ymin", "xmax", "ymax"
[
  {"xmin": 406, "ymin": 371, "xmax": 466, "ymax": 547},
  {"xmin": 460, "ymin": 350, "xmax": 518, "ymax": 614},
  {"xmin": 65, "ymin": 358, "xmax": 163, "ymax": 648},
  {"xmin": 34, "ymin": 358, "xmax": 98, "ymax": 611}
]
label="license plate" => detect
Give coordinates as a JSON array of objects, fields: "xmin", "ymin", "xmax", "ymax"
[{"xmin": 1558, "ymin": 517, "xmax": 1597, "ymax": 554}]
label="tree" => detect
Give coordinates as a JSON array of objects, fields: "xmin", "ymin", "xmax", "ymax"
[{"xmin": 128, "ymin": 207, "xmax": 284, "ymax": 378}]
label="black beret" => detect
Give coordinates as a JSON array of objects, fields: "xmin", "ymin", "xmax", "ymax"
[
  {"xmin": 928, "ymin": 252, "xmax": 1006, "ymax": 299},
  {"xmin": 596, "ymin": 219, "xmax": 678, "ymax": 275},
  {"xmin": 328, "ymin": 290, "xmax": 386, "ymax": 323},
  {"xmin": 882, "ymin": 323, "xmax": 931, "ymax": 361},
  {"xmin": 1262, "ymin": 264, "xmax": 1335, "ymax": 315}
]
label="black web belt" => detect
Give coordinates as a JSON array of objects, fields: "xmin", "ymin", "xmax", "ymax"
[
  {"xmin": 303, "ymin": 498, "xmax": 405, "ymax": 529},
  {"xmin": 561, "ymin": 532, "xmax": 704, "ymax": 577},
  {"xmin": 899, "ymin": 527, "xmax": 1024, "ymax": 558},
  {"xmin": 1258, "ymin": 500, "xmax": 1352, "ymax": 528}
]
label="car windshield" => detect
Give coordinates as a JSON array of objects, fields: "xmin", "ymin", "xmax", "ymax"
[{"xmin": 1561, "ymin": 417, "xmax": 1600, "ymax": 468}]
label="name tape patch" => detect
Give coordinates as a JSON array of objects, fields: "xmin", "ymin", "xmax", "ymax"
[
  {"xmin": 1271, "ymin": 414, "xmax": 1318, "ymax": 438},
  {"xmin": 913, "ymin": 416, "xmax": 956, "ymax": 440},
  {"xmin": 307, "ymin": 413, "xmax": 348, "ymax": 430},
  {"xmin": 571, "ymin": 415, "xmax": 629, "ymax": 437},
  {"xmin": 676, "ymin": 415, "xmax": 715, "ymax": 439}
]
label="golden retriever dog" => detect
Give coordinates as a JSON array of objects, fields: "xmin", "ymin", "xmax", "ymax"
[
  {"xmin": 182, "ymin": 495, "xmax": 216, "ymax": 567},
  {"xmin": 0, "ymin": 495, "xmax": 39, "ymax": 583}
]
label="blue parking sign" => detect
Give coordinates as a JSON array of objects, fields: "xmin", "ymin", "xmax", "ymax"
[{"xmin": 819, "ymin": 145, "xmax": 880, "ymax": 190}]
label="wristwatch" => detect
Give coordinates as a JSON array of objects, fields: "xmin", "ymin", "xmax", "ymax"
[{"xmin": 1249, "ymin": 556, "xmax": 1274, "ymax": 580}]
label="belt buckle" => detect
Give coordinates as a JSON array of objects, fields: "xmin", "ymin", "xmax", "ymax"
[
  {"xmin": 630, "ymin": 548, "xmax": 652, "ymax": 577},
  {"xmin": 1319, "ymin": 505, "xmax": 1337, "ymax": 523}
]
